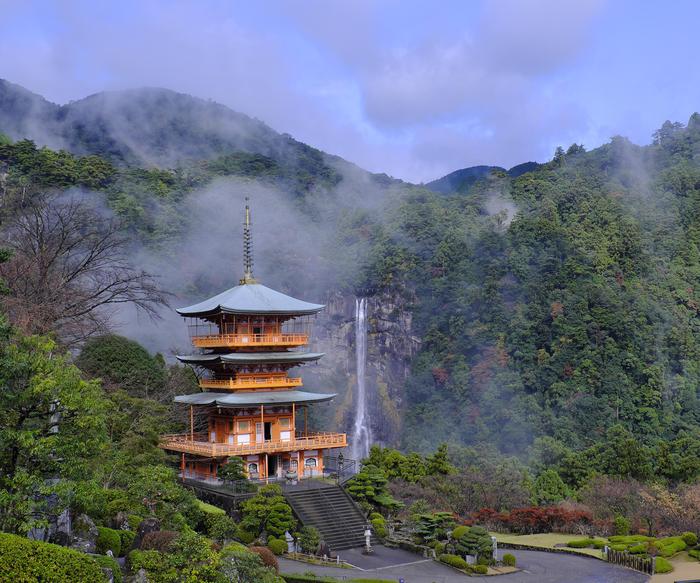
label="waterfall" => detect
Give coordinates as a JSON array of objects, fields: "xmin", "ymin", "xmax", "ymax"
[{"xmin": 351, "ymin": 297, "xmax": 371, "ymax": 461}]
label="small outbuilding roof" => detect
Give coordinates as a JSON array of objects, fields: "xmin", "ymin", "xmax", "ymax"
[
  {"xmin": 176, "ymin": 352, "xmax": 325, "ymax": 366},
  {"xmin": 174, "ymin": 389, "xmax": 336, "ymax": 407},
  {"xmin": 176, "ymin": 283, "xmax": 324, "ymax": 317}
]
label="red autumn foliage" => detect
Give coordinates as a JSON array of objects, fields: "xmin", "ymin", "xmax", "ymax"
[
  {"xmin": 248, "ymin": 546, "xmax": 279, "ymax": 572},
  {"xmin": 468, "ymin": 506, "xmax": 593, "ymax": 534},
  {"xmin": 432, "ymin": 367, "xmax": 449, "ymax": 385}
]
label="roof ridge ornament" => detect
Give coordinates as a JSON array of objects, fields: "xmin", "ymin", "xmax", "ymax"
[{"xmin": 240, "ymin": 197, "xmax": 258, "ymax": 285}]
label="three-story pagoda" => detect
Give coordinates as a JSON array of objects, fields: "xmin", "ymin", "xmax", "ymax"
[{"xmin": 160, "ymin": 202, "xmax": 346, "ymax": 481}]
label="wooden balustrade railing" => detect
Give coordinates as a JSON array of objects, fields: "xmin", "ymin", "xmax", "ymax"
[
  {"xmin": 191, "ymin": 333, "xmax": 308, "ymax": 348},
  {"xmin": 199, "ymin": 377, "xmax": 303, "ymax": 390},
  {"xmin": 160, "ymin": 431, "xmax": 347, "ymax": 456}
]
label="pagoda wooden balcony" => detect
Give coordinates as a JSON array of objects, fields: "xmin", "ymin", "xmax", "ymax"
[
  {"xmin": 160, "ymin": 431, "xmax": 347, "ymax": 456},
  {"xmin": 191, "ymin": 333, "xmax": 309, "ymax": 349},
  {"xmin": 199, "ymin": 376, "xmax": 303, "ymax": 390}
]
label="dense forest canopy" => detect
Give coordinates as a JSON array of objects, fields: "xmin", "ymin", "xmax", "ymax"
[{"xmin": 2, "ymin": 82, "xmax": 700, "ymax": 480}]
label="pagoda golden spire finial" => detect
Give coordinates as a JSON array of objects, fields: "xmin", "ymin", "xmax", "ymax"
[{"xmin": 240, "ymin": 197, "xmax": 257, "ymax": 285}]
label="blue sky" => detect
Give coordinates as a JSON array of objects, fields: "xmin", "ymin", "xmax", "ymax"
[{"xmin": 1, "ymin": 0, "xmax": 699, "ymax": 182}]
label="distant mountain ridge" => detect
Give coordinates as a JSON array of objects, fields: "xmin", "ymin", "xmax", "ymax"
[
  {"xmin": 426, "ymin": 161, "xmax": 541, "ymax": 194},
  {"xmin": 0, "ymin": 79, "xmax": 358, "ymax": 177}
]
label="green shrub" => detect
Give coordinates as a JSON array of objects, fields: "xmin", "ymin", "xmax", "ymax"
[
  {"xmin": 268, "ymin": 537, "xmax": 287, "ymax": 555},
  {"xmin": 127, "ymin": 549, "xmax": 164, "ymax": 573},
  {"xmin": 688, "ymin": 548, "xmax": 700, "ymax": 560},
  {"xmin": 567, "ymin": 538, "xmax": 593, "ymax": 548},
  {"xmin": 371, "ymin": 517, "xmax": 388, "ymax": 538},
  {"xmin": 118, "ymin": 530, "xmax": 136, "ymax": 555},
  {"xmin": 298, "ymin": 526, "xmax": 321, "ymax": 554},
  {"xmin": 471, "ymin": 564, "xmax": 488, "ymax": 574},
  {"xmin": 592, "ymin": 539, "xmax": 606, "ymax": 549},
  {"xmin": 610, "ymin": 543, "xmax": 627, "ymax": 551},
  {"xmin": 502, "ymin": 553, "xmax": 516, "ymax": 567},
  {"xmin": 682, "ymin": 532, "xmax": 698, "ymax": 546},
  {"xmin": 205, "ymin": 513, "xmax": 238, "ymax": 542},
  {"xmin": 196, "ymin": 499, "xmax": 226, "ymax": 515},
  {"xmin": 0, "ymin": 533, "xmax": 106, "ymax": 582},
  {"xmin": 628, "ymin": 543, "xmax": 647, "ymax": 554},
  {"xmin": 655, "ymin": 556, "xmax": 673, "ymax": 573},
  {"xmin": 451, "ymin": 525, "xmax": 469, "ymax": 540},
  {"xmin": 97, "ymin": 526, "xmax": 122, "ymax": 556},
  {"xmin": 656, "ymin": 536, "xmax": 686, "ymax": 557},
  {"xmin": 237, "ymin": 527, "xmax": 256, "ymax": 544},
  {"xmin": 92, "ymin": 555, "xmax": 122, "ymax": 583},
  {"xmin": 608, "ymin": 535, "xmax": 654, "ymax": 544},
  {"xmin": 369, "ymin": 512, "xmax": 383, "ymax": 520},
  {"xmin": 614, "ymin": 515, "xmax": 631, "ymax": 536},
  {"xmin": 128, "ymin": 514, "xmax": 143, "ymax": 530},
  {"xmin": 434, "ymin": 542, "xmax": 445, "ymax": 555},
  {"xmin": 439, "ymin": 553, "xmax": 468, "ymax": 570}
]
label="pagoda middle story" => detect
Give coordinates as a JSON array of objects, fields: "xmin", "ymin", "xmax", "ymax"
[{"xmin": 160, "ymin": 203, "xmax": 347, "ymax": 482}]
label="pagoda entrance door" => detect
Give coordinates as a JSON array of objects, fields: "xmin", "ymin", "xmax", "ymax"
[
  {"xmin": 268, "ymin": 454, "xmax": 279, "ymax": 477},
  {"xmin": 264, "ymin": 422, "xmax": 272, "ymax": 441}
]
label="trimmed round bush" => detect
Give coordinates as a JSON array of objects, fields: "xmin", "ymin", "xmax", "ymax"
[
  {"xmin": 592, "ymin": 539, "xmax": 606, "ymax": 549},
  {"xmin": 127, "ymin": 549, "xmax": 165, "ymax": 574},
  {"xmin": 249, "ymin": 546, "xmax": 279, "ymax": 572},
  {"xmin": 567, "ymin": 538, "xmax": 593, "ymax": 549},
  {"xmin": 472, "ymin": 564, "xmax": 488, "ymax": 574},
  {"xmin": 688, "ymin": 548, "xmax": 700, "ymax": 560},
  {"xmin": 682, "ymin": 532, "xmax": 698, "ymax": 547},
  {"xmin": 371, "ymin": 517, "xmax": 387, "ymax": 538},
  {"xmin": 268, "ymin": 537, "xmax": 287, "ymax": 555},
  {"xmin": 451, "ymin": 525, "xmax": 469, "ymax": 540},
  {"xmin": 502, "ymin": 553, "xmax": 516, "ymax": 567},
  {"xmin": 439, "ymin": 553, "xmax": 468, "ymax": 570},
  {"xmin": 369, "ymin": 512, "xmax": 383, "ymax": 520},
  {"xmin": 434, "ymin": 542, "xmax": 445, "ymax": 555},
  {"xmin": 628, "ymin": 543, "xmax": 647, "ymax": 554},
  {"xmin": 657, "ymin": 537, "xmax": 686, "ymax": 557},
  {"xmin": 0, "ymin": 533, "xmax": 105, "ymax": 582},
  {"xmin": 655, "ymin": 556, "xmax": 673, "ymax": 573},
  {"xmin": 97, "ymin": 526, "xmax": 121, "ymax": 556}
]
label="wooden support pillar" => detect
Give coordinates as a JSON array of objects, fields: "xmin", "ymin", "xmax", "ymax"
[
  {"xmin": 181, "ymin": 453, "xmax": 185, "ymax": 477},
  {"xmin": 189, "ymin": 406, "xmax": 194, "ymax": 441},
  {"xmin": 265, "ymin": 453, "xmax": 269, "ymax": 484},
  {"xmin": 260, "ymin": 404, "xmax": 264, "ymax": 441},
  {"xmin": 298, "ymin": 450, "xmax": 302, "ymax": 479},
  {"xmin": 304, "ymin": 406, "xmax": 308, "ymax": 436},
  {"xmin": 292, "ymin": 403, "xmax": 296, "ymax": 440}
]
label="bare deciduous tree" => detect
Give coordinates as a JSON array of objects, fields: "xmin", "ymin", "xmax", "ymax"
[{"xmin": 0, "ymin": 193, "xmax": 168, "ymax": 345}]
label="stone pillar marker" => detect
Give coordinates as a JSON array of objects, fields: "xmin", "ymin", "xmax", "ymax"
[{"xmin": 284, "ymin": 531, "xmax": 295, "ymax": 553}]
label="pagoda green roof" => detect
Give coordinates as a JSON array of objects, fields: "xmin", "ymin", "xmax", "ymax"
[
  {"xmin": 174, "ymin": 389, "xmax": 336, "ymax": 407},
  {"xmin": 176, "ymin": 283, "xmax": 324, "ymax": 317},
  {"xmin": 176, "ymin": 352, "xmax": 324, "ymax": 365}
]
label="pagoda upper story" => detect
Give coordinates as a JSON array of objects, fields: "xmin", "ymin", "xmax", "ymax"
[{"xmin": 174, "ymin": 200, "xmax": 328, "ymax": 395}]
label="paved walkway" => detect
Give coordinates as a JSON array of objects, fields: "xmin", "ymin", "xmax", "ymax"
[{"xmin": 279, "ymin": 547, "xmax": 651, "ymax": 582}]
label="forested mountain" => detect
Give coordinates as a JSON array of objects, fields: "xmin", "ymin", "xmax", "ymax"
[{"xmin": 3, "ymin": 80, "xmax": 700, "ymax": 485}]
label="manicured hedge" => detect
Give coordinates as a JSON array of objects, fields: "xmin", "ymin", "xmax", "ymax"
[
  {"xmin": 97, "ymin": 526, "xmax": 121, "ymax": 556},
  {"xmin": 502, "ymin": 553, "xmax": 516, "ymax": 566},
  {"xmin": 656, "ymin": 536, "xmax": 687, "ymax": 557},
  {"xmin": 281, "ymin": 575, "xmax": 394, "ymax": 583},
  {"xmin": 682, "ymin": 532, "xmax": 698, "ymax": 546},
  {"xmin": 0, "ymin": 533, "xmax": 106, "ymax": 582},
  {"xmin": 655, "ymin": 556, "xmax": 673, "ymax": 573},
  {"xmin": 268, "ymin": 537, "xmax": 287, "ymax": 555},
  {"xmin": 567, "ymin": 538, "xmax": 594, "ymax": 548},
  {"xmin": 371, "ymin": 517, "xmax": 387, "ymax": 538},
  {"xmin": 439, "ymin": 553, "xmax": 468, "ymax": 570},
  {"xmin": 471, "ymin": 564, "xmax": 488, "ymax": 574},
  {"xmin": 451, "ymin": 525, "xmax": 469, "ymax": 540}
]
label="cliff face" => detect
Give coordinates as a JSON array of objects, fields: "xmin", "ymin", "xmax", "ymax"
[{"xmin": 305, "ymin": 288, "xmax": 420, "ymax": 452}]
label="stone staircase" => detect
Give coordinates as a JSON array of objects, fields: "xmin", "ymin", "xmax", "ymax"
[{"xmin": 285, "ymin": 483, "xmax": 370, "ymax": 551}]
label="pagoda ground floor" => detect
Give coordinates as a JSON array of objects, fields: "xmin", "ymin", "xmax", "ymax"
[{"xmin": 180, "ymin": 448, "xmax": 329, "ymax": 482}]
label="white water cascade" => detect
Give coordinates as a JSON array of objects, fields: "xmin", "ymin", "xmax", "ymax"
[{"xmin": 351, "ymin": 297, "xmax": 372, "ymax": 460}]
